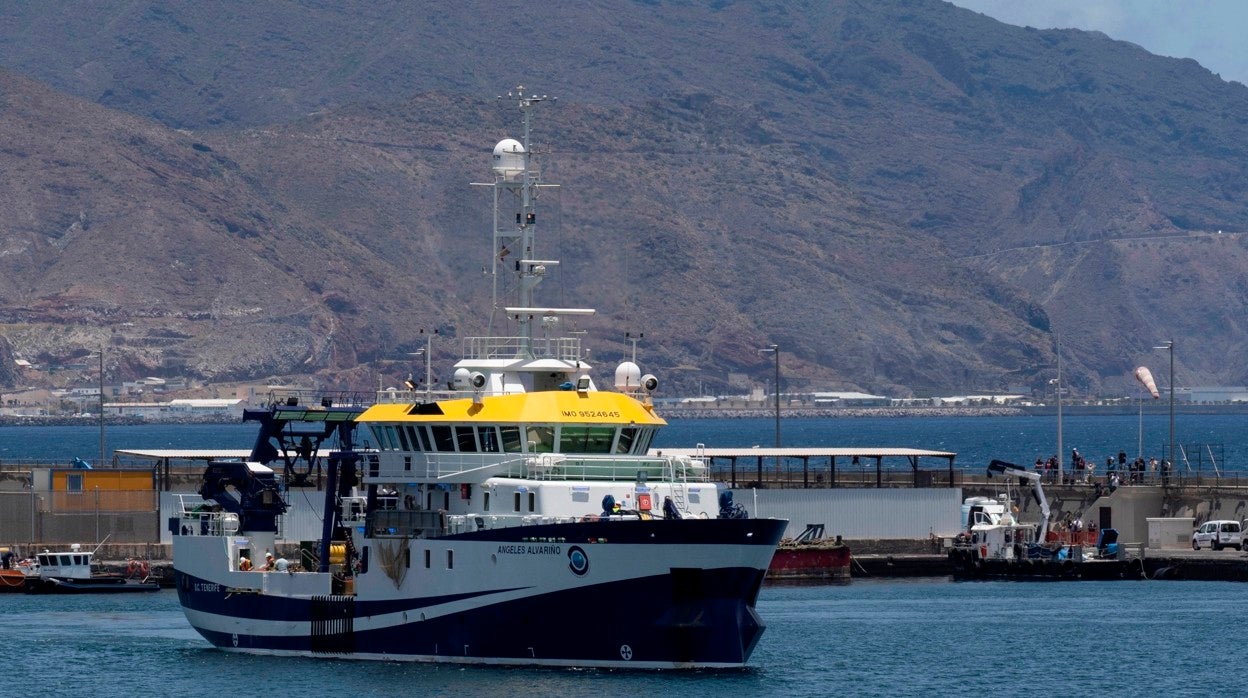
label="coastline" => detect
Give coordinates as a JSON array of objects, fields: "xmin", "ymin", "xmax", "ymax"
[
  {"xmin": 661, "ymin": 403, "xmax": 1248, "ymax": 419},
  {"xmin": 3, "ymin": 402, "xmax": 1245, "ymax": 426}
]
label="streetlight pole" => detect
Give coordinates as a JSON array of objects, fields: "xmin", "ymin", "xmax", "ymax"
[
  {"xmin": 409, "ymin": 329, "xmax": 437, "ymax": 401},
  {"xmin": 1153, "ymin": 340, "xmax": 1175, "ymax": 469},
  {"xmin": 97, "ymin": 349, "xmax": 105, "ymax": 467},
  {"xmin": 1055, "ymin": 335, "xmax": 1062, "ymax": 482},
  {"xmin": 760, "ymin": 344, "xmax": 781, "ymax": 447}
]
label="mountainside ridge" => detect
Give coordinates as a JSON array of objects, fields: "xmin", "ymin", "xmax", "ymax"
[{"xmin": 0, "ymin": 0, "xmax": 1244, "ymax": 397}]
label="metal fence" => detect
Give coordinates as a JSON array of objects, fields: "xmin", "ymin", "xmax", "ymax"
[{"xmin": 0, "ymin": 491, "xmax": 158, "ymax": 545}]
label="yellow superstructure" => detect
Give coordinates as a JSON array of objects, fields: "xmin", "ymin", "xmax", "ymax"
[{"xmin": 358, "ymin": 390, "xmax": 665, "ymax": 426}]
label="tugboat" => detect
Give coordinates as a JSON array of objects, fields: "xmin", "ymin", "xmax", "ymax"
[{"xmin": 170, "ymin": 87, "xmax": 788, "ymax": 668}]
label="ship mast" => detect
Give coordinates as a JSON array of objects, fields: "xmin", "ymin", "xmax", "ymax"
[
  {"xmin": 462, "ymin": 86, "xmax": 593, "ymax": 394},
  {"xmin": 482, "ymin": 85, "xmax": 566, "ymax": 357}
]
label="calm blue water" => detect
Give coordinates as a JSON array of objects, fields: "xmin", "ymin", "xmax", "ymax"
[
  {"xmin": 1, "ymin": 413, "xmax": 1246, "ymax": 473},
  {"xmin": 4, "ymin": 580, "xmax": 1239, "ymax": 697}
]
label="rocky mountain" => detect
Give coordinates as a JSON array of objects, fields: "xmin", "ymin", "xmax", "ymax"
[{"xmin": 0, "ymin": 0, "xmax": 1245, "ymax": 398}]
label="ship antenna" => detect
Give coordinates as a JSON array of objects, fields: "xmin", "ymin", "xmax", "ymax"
[
  {"xmin": 478, "ymin": 85, "xmax": 557, "ymax": 356},
  {"xmin": 625, "ymin": 331, "xmax": 644, "ymax": 363}
]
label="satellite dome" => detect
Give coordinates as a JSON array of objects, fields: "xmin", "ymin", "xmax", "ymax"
[
  {"xmin": 493, "ymin": 138, "xmax": 526, "ymax": 175},
  {"xmin": 615, "ymin": 361, "xmax": 642, "ymax": 391}
]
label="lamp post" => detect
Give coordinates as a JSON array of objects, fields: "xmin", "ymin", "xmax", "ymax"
[
  {"xmin": 409, "ymin": 329, "xmax": 437, "ymax": 400},
  {"xmin": 1154, "ymin": 340, "xmax": 1175, "ymax": 469},
  {"xmin": 1045, "ymin": 333, "xmax": 1063, "ymax": 482},
  {"xmin": 96, "ymin": 349, "xmax": 105, "ymax": 467},
  {"xmin": 759, "ymin": 344, "xmax": 780, "ymax": 447}
]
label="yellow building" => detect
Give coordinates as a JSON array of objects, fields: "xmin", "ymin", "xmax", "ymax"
[{"xmin": 48, "ymin": 468, "xmax": 156, "ymax": 512}]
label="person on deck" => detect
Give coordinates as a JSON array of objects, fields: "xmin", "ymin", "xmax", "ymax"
[{"xmin": 663, "ymin": 496, "xmax": 682, "ymax": 520}]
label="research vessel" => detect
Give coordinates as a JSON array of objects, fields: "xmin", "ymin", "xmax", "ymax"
[{"xmin": 170, "ymin": 87, "xmax": 787, "ymax": 668}]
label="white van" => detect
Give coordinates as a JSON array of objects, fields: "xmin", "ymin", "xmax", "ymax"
[{"xmin": 1192, "ymin": 520, "xmax": 1242, "ymax": 551}]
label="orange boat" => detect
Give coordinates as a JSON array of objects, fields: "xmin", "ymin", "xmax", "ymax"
[
  {"xmin": 0, "ymin": 550, "xmax": 34, "ymax": 592},
  {"xmin": 0, "ymin": 569, "xmax": 26, "ymax": 592}
]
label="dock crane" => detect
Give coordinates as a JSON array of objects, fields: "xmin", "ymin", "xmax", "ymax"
[{"xmin": 986, "ymin": 459, "xmax": 1051, "ymax": 544}]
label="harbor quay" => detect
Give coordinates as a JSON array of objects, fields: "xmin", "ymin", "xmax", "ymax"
[{"xmin": 4, "ymin": 452, "xmax": 1248, "ymax": 582}]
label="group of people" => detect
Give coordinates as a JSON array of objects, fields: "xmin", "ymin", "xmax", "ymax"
[
  {"xmin": 1034, "ymin": 449, "xmax": 1173, "ymax": 487},
  {"xmin": 239, "ymin": 551, "xmax": 290, "ymax": 572}
]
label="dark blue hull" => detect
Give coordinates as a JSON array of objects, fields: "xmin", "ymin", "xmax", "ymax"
[
  {"xmin": 175, "ymin": 517, "xmax": 787, "ymax": 668},
  {"xmin": 180, "ymin": 567, "xmax": 767, "ymax": 666}
]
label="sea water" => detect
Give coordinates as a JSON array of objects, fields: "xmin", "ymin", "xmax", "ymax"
[{"xmin": 3, "ymin": 580, "xmax": 1239, "ymax": 697}]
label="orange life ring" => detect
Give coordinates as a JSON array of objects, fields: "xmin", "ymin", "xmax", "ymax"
[{"xmin": 127, "ymin": 560, "xmax": 140, "ymax": 576}]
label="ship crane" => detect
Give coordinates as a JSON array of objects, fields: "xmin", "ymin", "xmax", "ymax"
[{"xmin": 986, "ymin": 459, "xmax": 1051, "ymax": 543}]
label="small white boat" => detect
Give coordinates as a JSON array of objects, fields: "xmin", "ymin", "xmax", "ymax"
[{"xmin": 25, "ymin": 544, "xmax": 160, "ymax": 594}]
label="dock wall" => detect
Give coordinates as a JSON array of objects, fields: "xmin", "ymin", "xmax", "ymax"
[{"xmin": 729, "ymin": 487, "xmax": 962, "ymax": 540}]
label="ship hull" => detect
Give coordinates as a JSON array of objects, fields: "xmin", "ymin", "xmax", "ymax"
[
  {"xmin": 174, "ymin": 518, "xmax": 786, "ymax": 669},
  {"xmin": 26, "ymin": 576, "xmax": 161, "ymax": 594}
]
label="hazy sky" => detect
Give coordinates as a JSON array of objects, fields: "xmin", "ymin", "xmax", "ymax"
[{"xmin": 950, "ymin": 0, "xmax": 1248, "ymax": 86}]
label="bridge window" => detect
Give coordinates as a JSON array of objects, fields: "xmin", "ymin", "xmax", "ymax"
[
  {"xmin": 527, "ymin": 426, "xmax": 555, "ymax": 453},
  {"xmin": 616, "ymin": 427, "xmax": 637, "ymax": 454},
  {"xmin": 479, "ymin": 427, "xmax": 500, "ymax": 453},
  {"xmin": 635, "ymin": 428, "xmax": 656, "ymax": 453},
  {"xmin": 412, "ymin": 426, "xmax": 431, "ymax": 451},
  {"xmin": 560, "ymin": 426, "xmax": 616, "ymax": 454},
  {"xmin": 500, "ymin": 427, "xmax": 523, "ymax": 452},
  {"xmin": 395, "ymin": 425, "xmax": 412, "ymax": 451},
  {"xmin": 403, "ymin": 426, "xmax": 422, "ymax": 451},
  {"xmin": 368, "ymin": 426, "xmax": 385, "ymax": 450},
  {"xmin": 430, "ymin": 426, "xmax": 455, "ymax": 452},
  {"xmin": 455, "ymin": 427, "xmax": 478, "ymax": 452}
]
